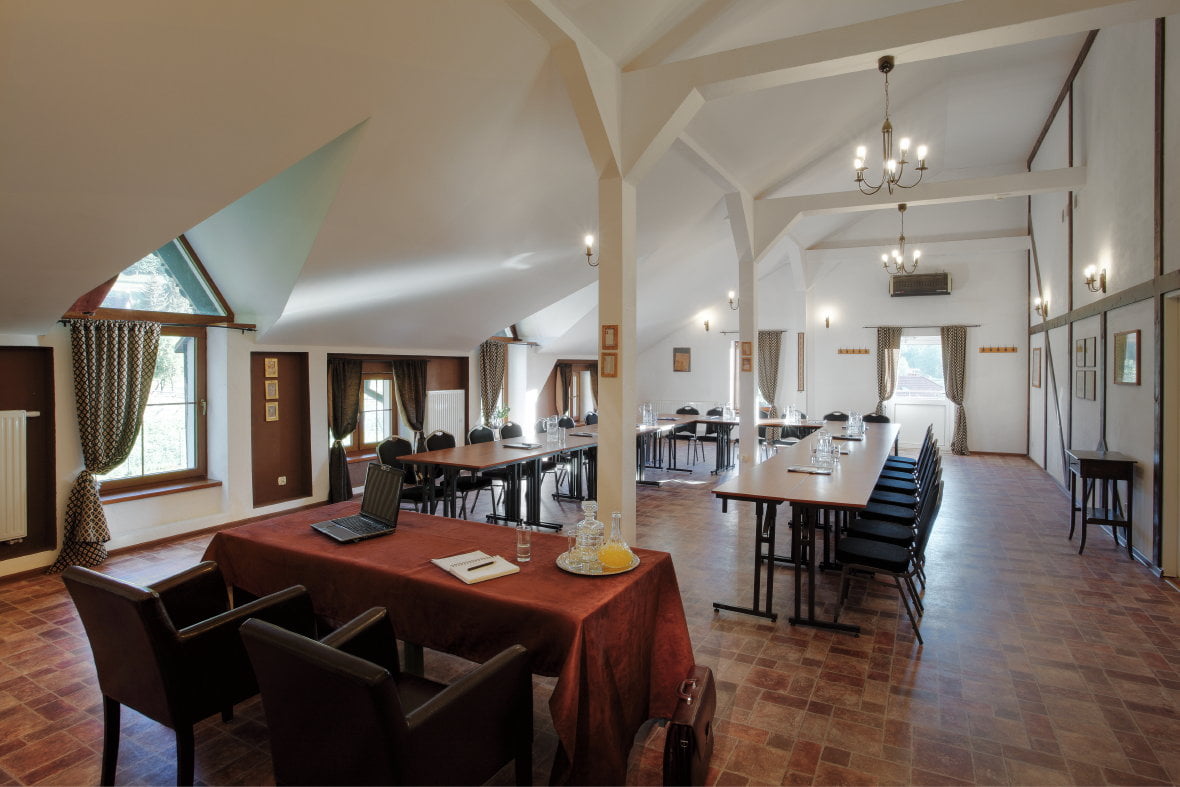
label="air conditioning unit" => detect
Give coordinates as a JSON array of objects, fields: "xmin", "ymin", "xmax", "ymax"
[{"xmin": 889, "ymin": 272, "xmax": 951, "ymax": 297}]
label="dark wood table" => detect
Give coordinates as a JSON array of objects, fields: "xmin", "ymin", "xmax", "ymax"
[
  {"xmin": 1065, "ymin": 448, "xmax": 1136, "ymax": 556},
  {"xmin": 711, "ymin": 423, "xmax": 900, "ymax": 633},
  {"xmin": 203, "ymin": 505, "xmax": 695, "ymax": 785}
]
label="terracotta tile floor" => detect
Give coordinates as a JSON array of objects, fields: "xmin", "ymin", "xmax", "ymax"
[{"xmin": 3, "ymin": 452, "xmax": 1180, "ymax": 785}]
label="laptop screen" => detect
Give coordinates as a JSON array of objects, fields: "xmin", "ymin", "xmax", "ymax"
[{"xmin": 358, "ymin": 462, "xmax": 404, "ymax": 527}]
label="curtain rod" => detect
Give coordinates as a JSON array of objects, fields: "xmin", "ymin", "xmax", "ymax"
[
  {"xmin": 862, "ymin": 324, "xmax": 980, "ymax": 329},
  {"xmin": 60, "ymin": 318, "xmax": 256, "ymax": 332},
  {"xmin": 719, "ymin": 329, "xmax": 788, "ymax": 335}
]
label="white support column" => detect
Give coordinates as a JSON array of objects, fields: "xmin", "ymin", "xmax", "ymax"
[
  {"xmin": 726, "ymin": 192, "xmax": 759, "ymax": 466},
  {"xmin": 596, "ymin": 174, "xmax": 638, "ymax": 542}
]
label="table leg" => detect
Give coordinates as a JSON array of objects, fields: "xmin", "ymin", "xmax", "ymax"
[
  {"xmin": 1068, "ymin": 471, "xmax": 1078, "ymax": 540},
  {"xmin": 712, "ymin": 501, "xmax": 779, "ymax": 620},
  {"xmin": 1079, "ymin": 477, "xmax": 1092, "ymax": 554},
  {"xmin": 1126, "ymin": 479, "xmax": 1133, "ymax": 557},
  {"xmin": 788, "ymin": 504, "xmax": 860, "ymax": 635}
]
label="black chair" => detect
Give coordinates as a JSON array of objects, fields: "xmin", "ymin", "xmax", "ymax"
[
  {"xmin": 668, "ymin": 405, "xmax": 702, "ymax": 465},
  {"xmin": 468, "ymin": 424, "xmax": 495, "ymax": 444},
  {"xmin": 63, "ymin": 562, "xmax": 315, "ymax": 786},
  {"xmin": 834, "ymin": 483, "xmax": 943, "ymax": 645},
  {"xmin": 377, "ymin": 437, "xmax": 445, "ymax": 512},
  {"xmin": 772, "ymin": 411, "xmax": 807, "ymax": 449},
  {"xmin": 557, "ymin": 416, "xmax": 576, "ymax": 429},
  {"xmin": 241, "ymin": 608, "xmax": 533, "ymax": 786},
  {"xmin": 823, "ymin": 410, "xmax": 849, "ymax": 422},
  {"xmin": 426, "ymin": 430, "xmax": 493, "ymax": 519},
  {"xmin": 584, "ymin": 412, "xmax": 598, "ymax": 425},
  {"xmin": 696, "ymin": 407, "xmax": 724, "ymax": 464},
  {"xmin": 863, "ymin": 413, "xmax": 891, "ymax": 423},
  {"xmin": 499, "ymin": 421, "xmax": 524, "ymax": 439}
]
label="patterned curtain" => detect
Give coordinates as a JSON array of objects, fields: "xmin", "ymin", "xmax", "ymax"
[
  {"xmin": 557, "ymin": 363, "xmax": 572, "ymax": 416},
  {"xmin": 49, "ymin": 320, "xmax": 160, "ymax": 572},
  {"xmin": 327, "ymin": 358, "xmax": 362, "ymax": 502},
  {"xmin": 589, "ymin": 364, "xmax": 599, "ymax": 413},
  {"xmin": 875, "ymin": 327, "xmax": 903, "ymax": 414},
  {"xmin": 392, "ymin": 359, "xmax": 428, "ymax": 452},
  {"xmin": 478, "ymin": 340, "xmax": 507, "ymax": 423},
  {"xmin": 940, "ymin": 325, "xmax": 969, "ymax": 455},
  {"xmin": 757, "ymin": 331, "xmax": 783, "ymax": 439}
]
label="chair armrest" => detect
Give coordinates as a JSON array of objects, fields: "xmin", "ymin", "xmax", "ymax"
[
  {"xmin": 177, "ymin": 585, "xmax": 315, "ymax": 644},
  {"xmin": 318, "ymin": 607, "xmax": 402, "ymax": 675},
  {"xmin": 147, "ymin": 561, "xmax": 229, "ymax": 629},
  {"xmin": 404, "ymin": 644, "xmax": 531, "ymax": 768}
]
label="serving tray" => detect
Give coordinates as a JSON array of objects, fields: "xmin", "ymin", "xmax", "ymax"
[{"xmin": 556, "ymin": 550, "xmax": 640, "ymax": 576}]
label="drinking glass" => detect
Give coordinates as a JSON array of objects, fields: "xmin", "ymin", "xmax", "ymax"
[{"xmin": 516, "ymin": 523, "xmax": 532, "ymax": 563}]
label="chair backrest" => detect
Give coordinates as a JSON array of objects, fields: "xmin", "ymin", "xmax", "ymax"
[
  {"xmin": 499, "ymin": 421, "xmax": 523, "ymax": 439},
  {"xmin": 862, "ymin": 413, "xmax": 890, "ymax": 423},
  {"xmin": 377, "ymin": 437, "xmax": 420, "ymax": 484},
  {"xmin": 674, "ymin": 405, "xmax": 699, "ymax": 435},
  {"xmin": 704, "ymin": 407, "xmax": 722, "ymax": 435},
  {"xmin": 557, "ymin": 416, "xmax": 576, "ymax": 429},
  {"xmin": 823, "ymin": 410, "xmax": 849, "ymax": 421},
  {"xmin": 63, "ymin": 566, "xmax": 184, "ymax": 727},
  {"xmin": 468, "ymin": 425, "xmax": 495, "ymax": 444},
  {"xmin": 425, "ymin": 430, "xmax": 456, "ymax": 451},
  {"xmin": 912, "ymin": 479, "xmax": 944, "ymax": 562},
  {"xmin": 241, "ymin": 618, "xmax": 409, "ymax": 786},
  {"xmin": 534, "ymin": 418, "xmax": 548, "ymax": 433},
  {"xmin": 584, "ymin": 412, "xmax": 598, "ymax": 425}
]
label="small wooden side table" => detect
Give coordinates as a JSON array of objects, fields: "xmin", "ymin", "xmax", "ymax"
[{"xmin": 1065, "ymin": 449, "xmax": 1136, "ymax": 556}]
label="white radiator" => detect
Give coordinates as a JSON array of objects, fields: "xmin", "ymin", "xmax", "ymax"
[
  {"xmin": 0, "ymin": 410, "xmax": 28, "ymax": 543},
  {"xmin": 425, "ymin": 390, "xmax": 466, "ymax": 441}
]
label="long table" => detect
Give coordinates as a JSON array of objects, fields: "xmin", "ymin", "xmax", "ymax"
[
  {"xmin": 203, "ymin": 505, "xmax": 695, "ymax": 785},
  {"xmin": 711, "ymin": 422, "xmax": 900, "ymax": 633}
]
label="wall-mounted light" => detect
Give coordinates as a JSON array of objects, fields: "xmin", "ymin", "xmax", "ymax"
[
  {"xmin": 824, "ymin": 314, "xmax": 831, "ymax": 329},
  {"xmin": 703, "ymin": 319, "xmax": 710, "ymax": 332},
  {"xmin": 584, "ymin": 234, "xmax": 598, "ymax": 267},
  {"xmin": 1033, "ymin": 296, "xmax": 1049, "ymax": 318},
  {"xmin": 1083, "ymin": 265, "xmax": 1106, "ymax": 293},
  {"xmin": 727, "ymin": 291, "xmax": 738, "ymax": 310}
]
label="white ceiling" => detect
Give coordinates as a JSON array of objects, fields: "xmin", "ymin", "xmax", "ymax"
[{"xmin": 0, "ymin": 0, "xmax": 1110, "ymax": 353}]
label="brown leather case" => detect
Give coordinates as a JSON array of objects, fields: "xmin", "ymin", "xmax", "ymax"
[{"xmin": 662, "ymin": 664, "xmax": 716, "ymax": 786}]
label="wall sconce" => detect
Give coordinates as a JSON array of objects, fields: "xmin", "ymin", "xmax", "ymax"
[
  {"xmin": 1083, "ymin": 265, "xmax": 1106, "ymax": 293},
  {"xmin": 584, "ymin": 234, "xmax": 598, "ymax": 267},
  {"xmin": 727, "ymin": 291, "xmax": 738, "ymax": 310},
  {"xmin": 1033, "ymin": 296, "xmax": 1049, "ymax": 318},
  {"xmin": 703, "ymin": 319, "xmax": 710, "ymax": 332},
  {"xmin": 824, "ymin": 314, "xmax": 831, "ymax": 329}
]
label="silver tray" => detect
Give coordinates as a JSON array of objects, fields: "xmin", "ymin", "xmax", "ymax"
[{"xmin": 555, "ymin": 550, "xmax": 640, "ymax": 576}]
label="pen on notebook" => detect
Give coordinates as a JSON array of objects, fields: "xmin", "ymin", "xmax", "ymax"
[{"xmin": 466, "ymin": 561, "xmax": 495, "ymax": 571}]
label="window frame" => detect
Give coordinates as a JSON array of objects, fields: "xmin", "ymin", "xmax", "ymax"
[
  {"xmin": 894, "ymin": 333, "xmax": 948, "ymax": 402},
  {"xmin": 356, "ymin": 371, "xmax": 396, "ymax": 451},
  {"xmin": 98, "ymin": 325, "xmax": 209, "ymax": 492}
]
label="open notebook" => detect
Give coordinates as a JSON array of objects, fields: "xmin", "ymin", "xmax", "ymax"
[{"xmin": 431, "ymin": 550, "xmax": 520, "ymax": 584}]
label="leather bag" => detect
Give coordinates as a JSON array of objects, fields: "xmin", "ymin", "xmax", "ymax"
[{"xmin": 662, "ymin": 664, "xmax": 716, "ymax": 786}]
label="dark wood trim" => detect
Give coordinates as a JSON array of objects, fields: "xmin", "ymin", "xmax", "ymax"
[
  {"xmin": 1027, "ymin": 30, "xmax": 1098, "ymax": 169},
  {"xmin": 101, "ymin": 478, "xmax": 222, "ymax": 504},
  {"xmin": 1153, "ymin": 17, "xmax": 1166, "ymax": 567},
  {"xmin": 1025, "ymin": 250, "xmax": 1031, "ymax": 459},
  {"xmin": 178, "ymin": 235, "xmax": 236, "ymax": 324},
  {"xmin": 1156, "ymin": 18, "xmax": 1166, "ymax": 280},
  {"xmin": 1068, "ymin": 88, "xmax": 1075, "ymax": 316},
  {"xmin": 1030, "ymin": 269, "xmax": 1180, "ymax": 334}
]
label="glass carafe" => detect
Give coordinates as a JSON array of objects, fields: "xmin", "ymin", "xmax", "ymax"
[
  {"xmin": 571, "ymin": 500, "xmax": 604, "ymax": 573},
  {"xmin": 598, "ymin": 512, "xmax": 635, "ymax": 570}
]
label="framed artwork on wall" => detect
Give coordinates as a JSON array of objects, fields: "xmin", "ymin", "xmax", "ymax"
[
  {"xmin": 1084, "ymin": 370, "xmax": 1097, "ymax": 400},
  {"xmin": 1075, "ymin": 339, "xmax": 1085, "ymax": 368},
  {"xmin": 672, "ymin": 347, "xmax": 691, "ymax": 372},
  {"xmin": 1085, "ymin": 337, "xmax": 1096, "ymax": 368},
  {"xmin": 601, "ymin": 324, "xmax": 618, "ymax": 350},
  {"xmin": 264, "ymin": 380, "xmax": 279, "ymax": 400},
  {"xmin": 1031, "ymin": 347, "xmax": 1041, "ymax": 388},
  {"xmin": 797, "ymin": 332, "xmax": 805, "ymax": 391},
  {"xmin": 740, "ymin": 357, "xmax": 752, "ymax": 372},
  {"xmin": 1113, "ymin": 329, "xmax": 1140, "ymax": 385},
  {"xmin": 600, "ymin": 352, "xmax": 617, "ymax": 378},
  {"xmin": 1075, "ymin": 370, "xmax": 1087, "ymax": 399},
  {"xmin": 264, "ymin": 357, "xmax": 279, "ymax": 377},
  {"xmin": 265, "ymin": 401, "xmax": 279, "ymax": 422},
  {"xmin": 740, "ymin": 341, "xmax": 752, "ymax": 357}
]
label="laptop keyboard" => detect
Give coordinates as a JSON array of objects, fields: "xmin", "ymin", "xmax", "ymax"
[{"xmin": 333, "ymin": 515, "xmax": 390, "ymax": 535}]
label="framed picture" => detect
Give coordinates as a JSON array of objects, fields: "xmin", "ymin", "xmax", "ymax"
[
  {"xmin": 601, "ymin": 324, "xmax": 619, "ymax": 351},
  {"xmin": 740, "ymin": 341, "xmax": 753, "ymax": 357},
  {"xmin": 600, "ymin": 352, "xmax": 618, "ymax": 378},
  {"xmin": 1113, "ymin": 329, "xmax": 1140, "ymax": 385},
  {"xmin": 1031, "ymin": 347, "xmax": 1041, "ymax": 388},
  {"xmin": 797, "ymin": 332, "xmax": 805, "ymax": 392},
  {"xmin": 673, "ymin": 347, "xmax": 691, "ymax": 372},
  {"xmin": 265, "ymin": 401, "xmax": 279, "ymax": 422},
  {"xmin": 264, "ymin": 357, "xmax": 279, "ymax": 377},
  {"xmin": 1084, "ymin": 370, "xmax": 1097, "ymax": 400},
  {"xmin": 1075, "ymin": 370, "xmax": 1087, "ymax": 399},
  {"xmin": 740, "ymin": 357, "xmax": 752, "ymax": 373},
  {"xmin": 264, "ymin": 379, "xmax": 279, "ymax": 400},
  {"xmin": 1075, "ymin": 339, "xmax": 1085, "ymax": 368},
  {"xmin": 1085, "ymin": 337, "xmax": 1096, "ymax": 368}
]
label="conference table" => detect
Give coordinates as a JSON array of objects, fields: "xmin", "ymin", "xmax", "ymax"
[
  {"xmin": 698, "ymin": 416, "xmax": 825, "ymax": 473},
  {"xmin": 711, "ymin": 422, "xmax": 901, "ymax": 634},
  {"xmin": 203, "ymin": 505, "xmax": 695, "ymax": 785}
]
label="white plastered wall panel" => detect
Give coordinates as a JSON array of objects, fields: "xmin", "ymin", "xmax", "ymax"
[
  {"xmin": 1070, "ymin": 315, "xmax": 1102, "ymax": 452},
  {"xmin": 1045, "ymin": 324, "xmax": 1071, "ymax": 486}
]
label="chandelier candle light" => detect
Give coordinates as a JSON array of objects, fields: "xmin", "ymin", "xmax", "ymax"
[
  {"xmin": 880, "ymin": 203, "xmax": 921, "ymax": 275},
  {"xmin": 854, "ymin": 56, "xmax": 928, "ymax": 196}
]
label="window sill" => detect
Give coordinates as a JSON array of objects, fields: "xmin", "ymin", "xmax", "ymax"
[
  {"xmin": 101, "ymin": 478, "xmax": 223, "ymax": 504},
  {"xmin": 346, "ymin": 451, "xmax": 379, "ymax": 465}
]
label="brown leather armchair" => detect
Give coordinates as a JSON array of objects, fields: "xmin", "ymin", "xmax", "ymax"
[
  {"xmin": 241, "ymin": 607, "xmax": 533, "ymax": 786},
  {"xmin": 62, "ymin": 561, "xmax": 316, "ymax": 786}
]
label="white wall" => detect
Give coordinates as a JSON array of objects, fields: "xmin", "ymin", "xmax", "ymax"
[{"xmin": 805, "ymin": 252, "xmax": 1029, "ymax": 453}]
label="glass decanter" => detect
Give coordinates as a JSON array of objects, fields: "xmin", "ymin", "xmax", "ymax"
[
  {"xmin": 598, "ymin": 512, "xmax": 635, "ymax": 570},
  {"xmin": 572, "ymin": 500, "xmax": 604, "ymax": 573}
]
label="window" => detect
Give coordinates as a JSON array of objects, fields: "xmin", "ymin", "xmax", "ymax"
[
  {"xmin": 98, "ymin": 326, "xmax": 207, "ymax": 488},
  {"xmin": 100, "ymin": 237, "xmax": 227, "ymax": 318},
  {"xmin": 359, "ymin": 373, "xmax": 394, "ymax": 448},
  {"xmin": 895, "ymin": 335, "xmax": 946, "ymax": 399}
]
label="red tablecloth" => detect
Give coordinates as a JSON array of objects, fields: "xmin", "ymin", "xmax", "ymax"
[{"xmin": 203, "ymin": 503, "xmax": 694, "ymax": 785}]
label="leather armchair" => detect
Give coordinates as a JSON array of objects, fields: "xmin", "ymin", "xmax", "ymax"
[
  {"xmin": 241, "ymin": 607, "xmax": 533, "ymax": 786},
  {"xmin": 62, "ymin": 561, "xmax": 315, "ymax": 786}
]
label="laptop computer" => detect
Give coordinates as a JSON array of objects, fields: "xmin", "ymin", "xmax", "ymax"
[{"xmin": 311, "ymin": 462, "xmax": 404, "ymax": 543}]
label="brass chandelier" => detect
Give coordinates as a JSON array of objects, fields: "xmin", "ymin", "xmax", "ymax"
[
  {"xmin": 880, "ymin": 203, "xmax": 921, "ymax": 275},
  {"xmin": 854, "ymin": 56, "xmax": 929, "ymax": 196}
]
